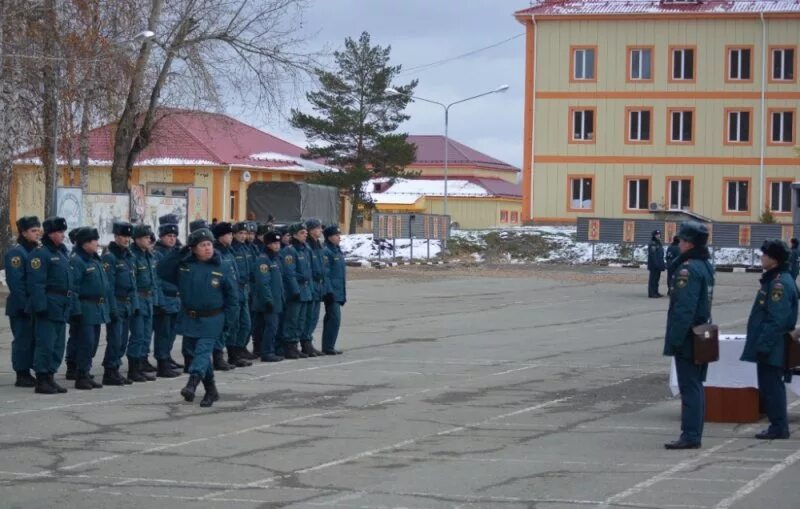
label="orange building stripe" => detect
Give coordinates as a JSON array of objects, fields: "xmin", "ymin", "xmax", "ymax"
[
  {"xmin": 522, "ymin": 20, "xmax": 535, "ymax": 222},
  {"xmin": 536, "ymin": 91, "xmax": 800, "ymax": 100},
  {"xmin": 535, "ymin": 155, "xmax": 800, "ymax": 166}
]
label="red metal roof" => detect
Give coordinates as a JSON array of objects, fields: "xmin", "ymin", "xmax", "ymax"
[
  {"xmin": 411, "ymin": 175, "xmax": 523, "ymax": 198},
  {"xmin": 406, "ymin": 135, "xmax": 520, "ymax": 173},
  {"xmin": 515, "ymin": 0, "xmax": 800, "ymax": 17}
]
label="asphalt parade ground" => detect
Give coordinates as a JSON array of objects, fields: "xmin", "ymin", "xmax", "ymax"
[{"xmin": 0, "ymin": 265, "xmax": 797, "ymax": 509}]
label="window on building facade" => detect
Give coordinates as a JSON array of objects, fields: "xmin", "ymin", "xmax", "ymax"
[
  {"xmin": 629, "ymin": 48, "xmax": 652, "ymax": 80},
  {"xmin": 500, "ymin": 210, "xmax": 509, "ymax": 222},
  {"xmin": 770, "ymin": 181, "xmax": 793, "ymax": 212},
  {"xmin": 671, "ymin": 48, "xmax": 694, "ymax": 80},
  {"xmin": 146, "ymin": 183, "xmax": 189, "ymax": 197},
  {"xmin": 770, "ymin": 110, "xmax": 794, "ymax": 143},
  {"xmin": 572, "ymin": 109, "xmax": 594, "ymax": 141},
  {"xmin": 772, "ymin": 48, "xmax": 795, "ymax": 81},
  {"xmin": 628, "ymin": 109, "xmax": 651, "ymax": 142},
  {"xmin": 569, "ymin": 177, "xmax": 593, "ymax": 210},
  {"xmin": 668, "ymin": 179, "xmax": 691, "ymax": 210},
  {"xmin": 726, "ymin": 180, "xmax": 749, "ymax": 212},
  {"xmin": 627, "ymin": 178, "xmax": 650, "ymax": 210},
  {"xmin": 229, "ymin": 191, "xmax": 238, "ymax": 220},
  {"xmin": 572, "ymin": 47, "xmax": 595, "ymax": 80},
  {"xmin": 728, "ymin": 48, "xmax": 752, "ymax": 81},
  {"xmin": 727, "ymin": 110, "xmax": 750, "ymax": 143},
  {"xmin": 510, "ymin": 211, "xmax": 519, "ymax": 223},
  {"xmin": 670, "ymin": 110, "xmax": 693, "ymax": 142}
]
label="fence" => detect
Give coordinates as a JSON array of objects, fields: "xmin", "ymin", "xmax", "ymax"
[{"xmin": 372, "ymin": 213, "xmax": 451, "ymax": 261}]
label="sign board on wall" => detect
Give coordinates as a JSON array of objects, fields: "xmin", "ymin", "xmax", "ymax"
[
  {"xmin": 187, "ymin": 187, "xmax": 209, "ymax": 222},
  {"xmin": 143, "ymin": 196, "xmax": 188, "ymax": 245},
  {"xmin": 130, "ymin": 184, "xmax": 146, "ymax": 223},
  {"xmin": 83, "ymin": 194, "xmax": 131, "ymax": 246},
  {"xmin": 56, "ymin": 187, "xmax": 82, "ymax": 250}
]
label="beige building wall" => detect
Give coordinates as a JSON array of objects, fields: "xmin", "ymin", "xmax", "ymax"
[{"xmin": 425, "ymin": 197, "xmax": 523, "ymax": 229}]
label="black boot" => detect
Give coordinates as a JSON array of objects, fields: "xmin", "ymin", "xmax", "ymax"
[
  {"xmin": 213, "ymin": 350, "xmax": 234, "ymax": 371},
  {"xmin": 301, "ymin": 341, "xmax": 320, "ymax": 358},
  {"xmin": 251, "ymin": 339, "xmax": 262, "ymax": 360},
  {"xmin": 157, "ymin": 359, "xmax": 180, "ymax": 378},
  {"xmin": 75, "ymin": 371, "xmax": 95, "ymax": 390},
  {"xmin": 180, "ymin": 374, "xmax": 202, "ymax": 402},
  {"xmin": 199, "ymin": 378, "xmax": 220, "ymax": 408},
  {"xmin": 127, "ymin": 358, "xmax": 148, "ymax": 383},
  {"xmin": 283, "ymin": 342, "xmax": 300, "ymax": 360},
  {"xmin": 260, "ymin": 354, "xmax": 284, "ymax": 362},
  {"xmin": 15, "ymin": 371, "xmax": 36, "ymax": 388},
  {"xmin": 168, "ymin": 356, "xmax": 184, "ymax": 369},
  {"xmin": 87, "ymin": 372, "xmax": 103, "ymax": 388},
  {"xmin": 49, "ymin": 374, "xmax": 68, "ymax": 393},
  {"xmin": 34, "ymin": 373, "xmax": 58, "ymax": 394},
  {"xmin": 140, "ymin": 357, "xmax": 157, "ymax": 373},
  {"xmin": 65, "ymin": 361, "xmax": 77, "ymax": 381},
  {"xmin": 102, "ymin": 368, "xmax": 126, "ymax": 386},
  {"xmin": 230, "ymin": 347, "xmax": 252, "ymax": 368},
  {"xmin": 183, "ymin": 355, "xmax": 193, "ymax": 374}
]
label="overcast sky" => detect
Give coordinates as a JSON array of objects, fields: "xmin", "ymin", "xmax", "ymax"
[{"xmin": 231, "ymin": 0, "xmax": 527, "ymax": 171}]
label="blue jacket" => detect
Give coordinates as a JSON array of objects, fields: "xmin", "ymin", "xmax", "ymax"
[
  {"xmin": 153, "ymin": 241, "xmax": 181, "ymax": 314},
  {"xmin": 253, "ymin": 250, "xmax": 285, "ymax": 314},
  {"xmin": 102, "ymin": 242, "xmax": 139, "ymax": 318},
  {"xmin": 231, "ymin": 240, "xmax": 253, "ymax": 296},
  {"xmin": 281, "ymin": 240, "xmax": 313, "ymax": 302},
  {"xmin": 4, "ymin": 237, "xmax": 38, "ymax": 317},
  {"xmin": 70, "ymin": 247, "xmax": 112, "ymax": 325},
  {"xmin": 26, "ymin": 237, "xmax": 75, "ymax": 322},
  {"xmin": 648, "ymin": 239, "xmax": 666, "ymax": 272},
  {"xmin": 663, "ymin": 250, "xmax": 714, "ymax": 360},
  {"xmin": 307, "ymin": 238, "xmax": 330, "ymax": 301},
  {"xmin": 130, "ymin": 243, "xmax": 160, "ymax": 314},
  {"xmin": 157, "ymin": 248, "xmax": 239, "ymax": 339},
  {"xmin": 790, "ymin": 247, "xmax": 799, "ymax": 280},
  {"xmin": 323, "ymin": 242, "xmax": 347, "ymax": 303},
  {"xmin": 741, "ymin": 268, "xmax": 799, "ymax": 368}
]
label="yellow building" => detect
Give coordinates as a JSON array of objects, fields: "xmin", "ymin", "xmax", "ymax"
[{"xmin": 515, "ymin": 0, "xmax": 800, "ymax": 224}]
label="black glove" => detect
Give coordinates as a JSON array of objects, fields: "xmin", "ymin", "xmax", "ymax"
[
  {"xmin": 264, "ymin": 302, "xmax": 274, "ymax": 314},
  {"xmin": 323, "ymin": 293, "xmax": 335, "ymax": 305}
]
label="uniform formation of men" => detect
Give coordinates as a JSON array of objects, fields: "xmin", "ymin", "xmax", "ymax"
[
  {"xmin": 663, "ymin": 221, "xmax": 800, "ymax": 449},
  {"xmin": 5, "ymin": 215, "xmax": 348, "ymax": 407}
]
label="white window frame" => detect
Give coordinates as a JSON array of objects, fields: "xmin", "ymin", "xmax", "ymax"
[
  {"xmin": 570, "ymin": 177, "xmax": 593, "ymax": 210},
  {"xmin": 668, "ymin": 179, "xmax": 692, "ymax": 211},
  {"xmin": 670, "ymin": 110, "xmax": 693, "ymax": 142},
  {"xmin": 630, "ymin": 48, "xmax": 652, "ymax": 80},
  {"xmin": 726, "ymin": 180, "xmax": 749, "ymax": 212},
  {"xmin": 770, "ymin": 181, "xmax": 793, "ymax": 213},
  {"xmin": 573, "ymin": 48, "xmax": 595, "ymax": 80},
  {"xmin": 772, "ymin": 48, "xmax": 795, "ymax": 81},
  {"xmin": 728, "ymin": 48, "xmax": 751, "ymax": 80},
  {"xmin": 672, "ymin": 48, "xmax": 694, "ymax": 80},
  {"xmin": 572, "ymin": 109, "xmax": 594, "ymax": 141},
  {"xmin": 727, "ymin": 111, "xmax": 750, "ymax": 143},
  {"xmin": 628, "ymin": 110, "xmax": 651, "ymax": 142},
  {"xmin": 627, "ymin": 179, "xmax": 650, "ymax": 210},
  {"xmin": 771, "ymin": 111, "xmax": 794, "ymax": 143}
]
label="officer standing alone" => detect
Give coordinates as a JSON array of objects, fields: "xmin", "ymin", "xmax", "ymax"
[
  {"xmin": 740, "ymin": 240, "xmax": 798, "ymax": 440},
  {"xmin": 648, "ymin": 230, "xmax": 666, "ymax": 298},
  {"xmin": 663, "ymin": 221, "xmax": 714, "ymax": 450}
]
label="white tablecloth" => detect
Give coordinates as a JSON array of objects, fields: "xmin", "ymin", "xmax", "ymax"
[{"xmin": 669, "ymin": 335, "xmax": 800, "ymax": 397}]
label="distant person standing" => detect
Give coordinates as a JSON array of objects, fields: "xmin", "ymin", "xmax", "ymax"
[
  {"xmin": 789, "ymin": 238, "xmax": 799, "ymax": 282},
  {"xmin": 740, "ymin": 240, "xmax": 798, "ymax": 440},
  {"xmin": 321, "ymin": 225, "xmax": 346, "ymax": 355},
  {"xmin": 647, "ymin": 230, "xmax": 666, "ymax": 298},
  {"xmin": 665, "ymin": 236, "xmax": 681, "ymax": 296}
]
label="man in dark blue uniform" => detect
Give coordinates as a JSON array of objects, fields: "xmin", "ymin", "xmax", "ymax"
[
  {"xmin": 789, "ymin": 238, "xmax": 799, "ymax": 282},
  {"xmin": 27, "ymin": 216, "xmax": 74, "ymax": 394},
  {"xmin": 69, "ymin": 227, "xmax": 112, "ymax": 390},
  {"xmin": 741, "ymin": 240, "xmax": 798, "ymax": 440},
  {"xmin": 211, "ymin": 221, "xmax": 239, "ymax": 370},
  {"xmin": 152, "ymin": 214, "xmax": 182, "ymax": 378},
  {"xmin": 301, "ymin": 219, "xmax": 326, "ymax": 357},
  {"xmin": 253, "ymin": 232, "xmax": 285, "ymax": 362},
  {"xmin": 158, "ymin": 228, "xmax": 239, "ymax": 407},
  {"xmin": 665, "ymin": 236, "xmax": 681, "ymax": 296},
  {"xmin": 128, "ymin": 224, "xmax": 159, "ymax": 382},
  {"xmin": 5, "ymin": 216, "xmax": 41, "ymax": 387},
  {"xmin": 663, "ymin": 221, "xmax": 714, "ymax": 449},
  {"xmin": 101, "ymin": 221, "xmax": 138, "ymax": 385},
  {"xmin": 64, "ymin": 228, "xmax": 81, "ymax": 381},
  {"xmin": 229, "ymin": 221, "xmax": 254, "ymax": 365},
  {"xmin": 322, "ymin": 226, "xmax": 346, "ymax": 355},
  {"xmin": 648, "ymin": 230, "xmax": 666, "ymax": 298},
  {"xmin": 250, "ymin": 223, "xmax": 270, "ymax": 356},
  {"xmin": 280, "ymin": 223, "xmax": 313, "ymax": 359}
]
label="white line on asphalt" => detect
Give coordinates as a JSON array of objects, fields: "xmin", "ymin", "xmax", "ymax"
[{"xmin": 713, "ymin": 447, "xmax": 800, "ymax": 509}]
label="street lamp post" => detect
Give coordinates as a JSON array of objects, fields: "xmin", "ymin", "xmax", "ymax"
[{"xmin": 385, "ymin": 85, "xmax": 509, "ymax": 221}]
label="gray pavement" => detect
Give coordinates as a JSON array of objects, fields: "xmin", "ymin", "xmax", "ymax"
[{"xmin": 0, "ymin": 266, "xmax": 797, "ymax": 509}]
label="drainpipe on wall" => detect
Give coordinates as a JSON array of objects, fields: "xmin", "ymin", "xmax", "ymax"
[
  {"xmin": 224, "ymin": 164, "xmax": 232, "ymax": 220},
  {"xmin": 759, "ymin": 12, "xmax": 767, "ymax": 216},
  {"xmin": 530, "ymin": 14, "xmax": 538, "ymax": 220}
]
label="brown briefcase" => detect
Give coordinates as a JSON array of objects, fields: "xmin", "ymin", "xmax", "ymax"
[
  {"xmin": 785, "ymin": 330, "xmax": 800, "ymax": 370},
  {"xmin": 692, "ymin": 324, "xmax": 719, "ymax": 364}
]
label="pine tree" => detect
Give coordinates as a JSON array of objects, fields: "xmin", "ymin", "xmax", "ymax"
[{"xmin": 291, "ymin": 32, "xmax": 418, "ymax": 233}]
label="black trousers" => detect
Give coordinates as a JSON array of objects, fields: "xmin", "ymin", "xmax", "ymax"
[{"xmin": 648, "ymin": 270, "xmax": 662, "ymax": 297}]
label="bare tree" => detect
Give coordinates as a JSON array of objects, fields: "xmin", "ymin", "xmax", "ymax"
[{"xmin": 110, "ymin": 0, "xmax": 316, "ymax": 192}]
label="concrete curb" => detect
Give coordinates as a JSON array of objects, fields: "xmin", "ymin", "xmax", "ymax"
[
  {"xmin": 606, "ymin": 263, "xmax": 762, "ymax": 273},
  {"xmin": 372, "ymin": 260, "xmax": 448, "ymax": 268}
]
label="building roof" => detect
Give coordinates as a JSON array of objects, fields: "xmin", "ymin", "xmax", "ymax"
[
  {"xmin": 366, "ymin": 177, "xmax": 522, "ymax": 206},
  {"xmin": 16, "ymin": 108, "xmax": 331, "ymax": 172},
  {"xmin": 406, "ymin": 135, "xmax": 520, "ymax": 173},
  {"xmin": 515, "ymin": 0, "xmax": 800, "ymax": 18}
]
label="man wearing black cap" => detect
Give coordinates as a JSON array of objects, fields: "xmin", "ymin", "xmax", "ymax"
[
  {"xmin": 253, "ymin": 232, "xmax": 285, "ymax": 362},
  {"xmin": 663, "ymin": 221, "xmax": 714, "ymax": 449},
  {"xmin": 5, "ymin": 216, "xmax": 41, "ymax": 387},
  {"xmin": 101, "ymin": 221, "xmax": 138, "ymax": 385},
  {"xmin": 157, "ymin": 227, "xmax": 239, "ymax": 408},
  {"xmin": 322, "ymin": 225, "xmax": 346, "ymax": 355},
  {"xmin": 647, "ymin": 230, "xmax": 666, "ymax": 298},
  {"xmin": 211, "ymin": 221, "xmax": 239, "ymax": 370},
  {"xmin": 229, "ymin": 222, "xmax": 255, "ymax": 365},
  {"xmin": 127, "ymin": 224, "xmax": 160, "ymax": 382},
  {"xmin": 27, "ymin": 216, "xmax": 74, "ymax": 394},
  {"xmin": 280, "ymin": 223, "xmax": 313, "ymax": 359},
  {"xmin": 301, "ymin": 219, "xmax": 325, "ymax": 357},
  {"xmin": 152, "ymin": 216, "xmax": 182, "ymax": 378},
  {"xmin": 740, "ymin": 240, "xmax": 798, "ymax": 440},
  {"xmin": 69, "ymin": 227, "xmax": 112, "ymax": 390},
  {"xmin": 190, "ymin": 219, "xmax": 209, "ymax": 233},
  {"xmin": 790, "ymin": 238, "xmax": 799, "ymax": 282}
]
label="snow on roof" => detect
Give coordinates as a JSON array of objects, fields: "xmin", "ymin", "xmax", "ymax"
[
  {"xmin": 515, "ymin": 0, "xmax": 800, "ymax": 17},
  {"xmin": 248, "ymin": 152, "xmax": 335, "ymax": 172},
  {"xmin": 366, "ymin": 178, "xmax": 492, "ymax": 205}
]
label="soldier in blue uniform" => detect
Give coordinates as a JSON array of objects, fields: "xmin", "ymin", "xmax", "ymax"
[
  {"xmin": 27, "ymin": 216, "xmax": 74, "ymax": 394},
  {"xmin": 663, "ymin": 221, "xmax": 714, "ymax": 450},
  {"xmin": 665, "ymin": 236, "xmax": 681, "ymax": 296},
  {"xmin": 5, "ymin": 216, "xmax": 42, "ymax": 387},
  {"xmin": 322, "ymin": 226, "xmax": 346, "ymax": 355},
  {"xmin": 69, "ymin": 227, "xmax": 112, "ymax": 390},
  {"xmin": 229, "ymin": 221, "xmax": 255, "ymax": 365},
  {"xmin": 153, "ymin": 214, "xmax": 183, "ymax": 378},
  {"xmin": 211, "ymin": 221, "xmax": 239, "ymax": 370},
  {"xmin": 101, "ymin": 221, "xmax": 138, "ymax": 385},
  {"xmin": 157, "ymin": 228, "xmax": 239, "ymax": 407},
  {"xmin": 741, "ymin": 240, "xmax": 798, "ymax": 440},
  {"xmin": 64, "ymin": 228, "xmax": 81, "ymax": 381},
  {"xmin": 128, "ymin": 224, "xmax": 160, "ymax": 382},
  {"xmin": 280, "ymin": 223, "xmax": 313, "ymax": 359},
  {"xmin": 244, "ymin": 221, "xmax": 262, "ymax": 358},
  {"xmin": 790, "ymin": 238, "xmax": 799, "ymax": 282},
  {"xmin": 253, "ymin": 232, "xmax": 286, "ymax": 362},
  {"xmin": 250, "ymin": 223, "xmax": 270, "ymax": 356},
  {"xmin": 647, "ymin": 230, "xmax": 666, "ymax": 298},
  {"xmin": 300, "ymin": 219, "xmax": 325, "ymax": 357},
  {"xmin": 274, "ymin": 225, "xmax": 291, "ymax": 357}
]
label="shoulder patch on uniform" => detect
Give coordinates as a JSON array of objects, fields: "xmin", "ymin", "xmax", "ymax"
[
  {"xmin": 260, "ymin": 263, "xmax": 269, "ymax": 274},
  {"xmin": 210, "ymin": 277, "xmax": 221, "ymax": 288},
  {"xmin": 771, "ymin": 286, "xmax": 784, "ymax": 302},
  {"xmin": 675, "ymin": 268, "xmax": 690, "ymax": 289},
  {"xmin": 10, "ymin": 256, "xmax": 21, "ymax": 268},
  {"xmin": 103, "ymin": 262, "xmax": 110, "ymax": 272},
  {"xmin": 285, "ymin": 255, "xmax": 294, "ymax": 264},
  {"xmin": 30, "ymin": 258, "xmax": 41, "ymax": 270}
]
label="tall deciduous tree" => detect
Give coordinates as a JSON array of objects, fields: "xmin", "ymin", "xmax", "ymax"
[{"xmin": 290, "ymin": 31, "xmax": 418, "ymax": 233}]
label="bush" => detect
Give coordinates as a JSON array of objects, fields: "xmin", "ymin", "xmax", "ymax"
[{"xmin": 759, "ymin": 207, "xmax": 776, "ymax": 224}]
